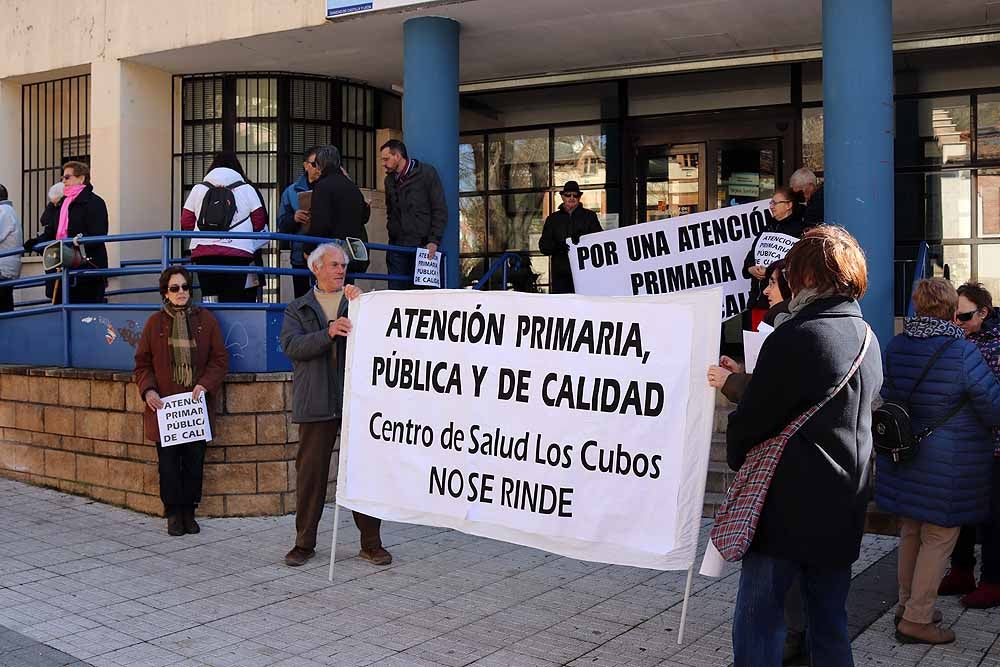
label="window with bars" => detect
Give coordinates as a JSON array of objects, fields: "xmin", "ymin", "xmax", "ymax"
[
  {"xmin": 21, "ymin": 74, "xmax": 91, "ymax": 241},
  {"xmin": 173, "ymin": 73, "xmax": 383, "ymax": 302}
]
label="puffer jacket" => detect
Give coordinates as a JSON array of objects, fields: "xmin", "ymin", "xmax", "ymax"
[
  {"xmin": 968, "ymin": 308, "xmax": 1000, "ymax": 450},
  {"xmin": 875, "ymin": 317, "xmax": 1000, "ymax": 527}
]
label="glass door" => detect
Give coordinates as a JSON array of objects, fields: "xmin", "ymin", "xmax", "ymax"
[
  {"xmin": 635, "ymin": 143, "xmax": 706, "ymax": 225},
  {"xmin": 713, "ymin": 139, "xmax": 780, "ymax": 209}
]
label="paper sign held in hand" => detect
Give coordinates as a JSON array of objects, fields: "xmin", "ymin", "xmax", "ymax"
[
  {"xmin": 157, "ymin": 392, "xmax": 212, "ymax": 447},
  {"xmin": 742, "ymin": 328, "xmax": 772, "ymax": 373},
  {"xmin": 413, "ymin": 248, "xmax": 442, "ymax": 288},
  {"xmin": 754, "ymin": 232, "xmax": 798, "ymax": 267}
]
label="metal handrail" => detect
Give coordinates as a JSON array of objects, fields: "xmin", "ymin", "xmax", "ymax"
[
  {"xmin": 0, "ymin": 231, "xmax": 447, "ymax": 303},
  {"xmin": 474, "ymin": 252, "xmax": 524, "ymax": 291}
]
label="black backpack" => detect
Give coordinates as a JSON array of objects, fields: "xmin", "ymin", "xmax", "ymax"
[
  {"xmin": 196, "ymin": 181, "xmax": 250, "ymax": 233},
  {"xmin": 873, "ymin": 337, "xmax": 968, "ymax": 463}
]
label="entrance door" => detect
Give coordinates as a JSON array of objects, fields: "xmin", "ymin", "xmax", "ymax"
[
  {"xmin": 713, "ymin": 139, "xmax": 780, "ymax": 210},
  {"xmin": 635, "ymin": 143, "xmax": 706, "ymax": 225}
]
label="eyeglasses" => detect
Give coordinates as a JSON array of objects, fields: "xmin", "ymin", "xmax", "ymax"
[
  {"xmin": 769, "ymin": 199, "xmax": 791, "ymax": 206},
  {"xmin": 61, "ymin": 174, "xmax": 75, "ymax": 181},
  {"xmin": 167, "ymin": 284, "xmax": 191, "ymax": 293},
  {"xmin": 957, "ymin": 310, "xmax": 979, "ymax": 322}
]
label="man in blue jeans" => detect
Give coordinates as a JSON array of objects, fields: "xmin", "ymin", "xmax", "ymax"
[{"xmin": 380, "ymin": 139, "xmax": 447, "ymax": 290}]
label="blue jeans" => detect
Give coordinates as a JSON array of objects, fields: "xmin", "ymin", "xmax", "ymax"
[
  {"xmin": 733, "ymin": 551, "xmax": 854, "ymax": 667},
  {"xmin": 386, "ymin": 248, "xmax": 416, "ymax": 291}
]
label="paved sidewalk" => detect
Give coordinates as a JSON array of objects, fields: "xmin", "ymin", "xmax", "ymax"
[{"xmin": 0, "ymin": 477, "xmax": 998, "ymax": 667}]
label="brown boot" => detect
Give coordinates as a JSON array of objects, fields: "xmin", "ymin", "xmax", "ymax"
[
  {"xmin": 895, "ymin": 619, "xmax": 955, "ymax": 645},
  {"xmin": 182, "ymin": 506, "xmax": 200, "ymax": 535},
  {"xmin": 166, "ymin": 511, "xmax": 185, "ymax": 537}
]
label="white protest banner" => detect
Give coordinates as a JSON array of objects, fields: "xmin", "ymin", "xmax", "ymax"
[
  {"xmin": 753, "ymin": 232, "xmax": 797, "ymax": 268},
  {"xmin": 413, "ymin": 248, "xmax": 442, "ymax": 288},
  {"xmin": 569, "ymin": 201, "xmax": 774, "ymax": 320},
  {"xmin": 337, "ymin": 288, "xmax": 721, "ymax": 569},
  {"xmin": 156, "ymin": 393, "xmax": 212, "ymax": 447}
]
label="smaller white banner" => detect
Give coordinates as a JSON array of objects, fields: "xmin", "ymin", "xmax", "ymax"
[
  {"xmin": 753, "ymin": 232, "xmax": 798, "ymax": 268},
  {"xmin": 742, "ymin": 327, "xmax": 772, "ymax": 373},
  {"xmin": 413, "ymin": 248, "xmax": 442, "ymax": 288},
  {"xmin": 157, "ymin": 393, "xmax": 212, "ymax": 447}
]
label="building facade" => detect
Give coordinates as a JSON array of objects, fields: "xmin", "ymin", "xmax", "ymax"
[{"xmin": 3, "ymin": 0, "xmax": 1000, "ymax": 340}]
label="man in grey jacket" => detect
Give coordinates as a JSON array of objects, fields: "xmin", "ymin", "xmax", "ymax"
[
  {"xmin": 0, "ymin": 185, "xmax": 22, "ymax": 312},
  {"xmin": 381, "ymin": 139, "xmax": 447, "ymax": 290},
  {"xmin": 279, "ymin": 242, "xmax": 391, "ymax": 567}
]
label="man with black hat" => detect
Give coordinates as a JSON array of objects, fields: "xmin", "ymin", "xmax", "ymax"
[{"xmin": 538, "ymin": 181, "xmax": 603, "ymax": 294}]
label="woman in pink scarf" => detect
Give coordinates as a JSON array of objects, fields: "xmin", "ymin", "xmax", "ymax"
[{"xmin": 23, "ymin": 162, "xmax": 109, "ymax": 303}]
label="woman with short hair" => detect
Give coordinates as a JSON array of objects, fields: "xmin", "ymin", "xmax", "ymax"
[
  {"xmin": 726, "ymin": 226, "xmax": 882, "ymax": 666},
  {"xmin": 877, "ymin": 278, "xmax": 1000, "ymax": 644},
  {"xmin": 134, "ymin": 266, "xmax": 228, "ymax": 536}
]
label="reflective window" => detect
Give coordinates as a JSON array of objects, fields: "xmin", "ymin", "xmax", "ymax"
[
  {"xmin": 489, "ymin": 130, "xmax": 550, "ymax": 191},
  {"xmin": 979, "ymin": 169, "xmax": 1000, "ymax": 238},
  {"xmin": 488, "ymin": 194, "xmax": 549, "ymax": 253},
  {"xmin": 978, "ymin": 245, "xmax": 1000, "ymax": 298},
  {"xmin": 459, "ymin": 136, "xmax": 485, "ymax": 193},
  {"xmin": 895, "ymin": 96, "xmax": 971, "ymax": 166},
  {"xmin": 978, "ymin": 93, "xmax": 1000, "ymax": 161},
  {"xmin": 459, "ymin": 196, "xmax": 486, "ymax": 255},
  {"xmin": 802, "ymin": 108, "xmax": 824, "ymax": 174},
  {"xmin": 554, "ymin": 125, "xmax": 615, "ymax": 187},
  {"xmin": 931, "ymin": 244, "xmax": 971, "ymax": 287}
]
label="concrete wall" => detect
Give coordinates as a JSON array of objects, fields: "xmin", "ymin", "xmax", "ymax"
[{"xmin": 0, "ymin": 0, "xmax": 327, "ymax": 80}]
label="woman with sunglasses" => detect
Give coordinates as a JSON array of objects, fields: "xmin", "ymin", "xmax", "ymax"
[
  {"xmin": 134, "ymin": 266, "xmax": 228, "ymax": 536},
  {"xmin": 742, "ymin": 186, "xmax": 807, "ymax": 331},
  {"xmin": 938, "ymin": 282, "xmax": 1000, "ymax": 608}
]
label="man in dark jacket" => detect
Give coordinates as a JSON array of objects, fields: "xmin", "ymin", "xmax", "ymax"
[
  {"xmin": 279, "ymin": 242, "xmax": 390, "ymax": 568},
  {"xmin": 381, "ymin": 139, "xmax": 447, "ymax": 290},
  {"xmin": 278, "ymin": 147, "xmax": 322, "ymax": 299},
  {"xmin": 309, "ymin": 146, "xmax": 369, "ymax": 281},
  {"xmin": 538, "ymin": 181, "xmax": 603, "ymax": 294},
  {"xmin": 790, "ymin": 167, "xmax": 824, "ymax": 227}
]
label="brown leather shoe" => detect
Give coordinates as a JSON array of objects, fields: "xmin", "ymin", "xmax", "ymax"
[
  {"xmin": 166, "ymin": 513, "xmax": 185, "ymax": 537},
  {"xmin": 896, "ymin": 619, "xmax": 955, "ymax": 645},
  {"xmin": 894, "ymin": 608, "xmax": 942, "ymax": 626},
  {"xmin": 182, "ymin": 507, "xmax": 200, "ymax": 535},
  {"xmin": 284, "ymin": 546, "xmax": 315, "ymax": 567},
  {"xmin": 359, "ymin": 546, "xmax": 392, "ymax": 566}
]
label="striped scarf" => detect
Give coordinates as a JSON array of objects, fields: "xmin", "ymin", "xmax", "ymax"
[{"xmin": 163, "ymin": 303, "xmax": 197, "ymax": 388}]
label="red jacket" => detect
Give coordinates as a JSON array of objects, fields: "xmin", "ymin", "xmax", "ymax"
[{"xmin": 134, "ymin": 307, "xmax": 229, "ymax": 442}]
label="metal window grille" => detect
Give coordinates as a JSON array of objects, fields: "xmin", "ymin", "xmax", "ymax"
[
  {"xmin": 21, "ymin": 74, "xmax": 91, "ymax": 241},
  {"xmin": 173, "ymin": 73, "xmax": 382, "ymax": 303}
]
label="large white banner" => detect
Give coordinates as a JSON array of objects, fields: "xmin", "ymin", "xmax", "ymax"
[
  {"xmin": 570, "ymin": 201, "xmax": 774, "ymax": 319},
  {"xmin": 337, "ymin": 288, "xmax": 721, "ymax": 570}
]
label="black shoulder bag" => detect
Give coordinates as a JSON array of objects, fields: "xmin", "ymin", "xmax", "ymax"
[{"xmin": 873, "ymin": 337, "xmax": 969, "ymax": 463}]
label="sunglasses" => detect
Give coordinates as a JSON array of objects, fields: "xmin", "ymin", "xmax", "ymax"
[
  {"xmin": 167, "ymin": 284, "xmax": 191, "ymax": 293},
  {"xmin": 957, "ymin": 309, "xmax": 979, "ymax": 322},
  {"xmin": 61, "ymin": 174, "xmax": 76, "ymax": 181},
  {"xmin": 306, "ymin": 160, "xmax": 318, "ymax": 168}
]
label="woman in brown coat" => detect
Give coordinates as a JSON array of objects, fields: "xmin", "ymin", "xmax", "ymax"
[{"xmin": 134, "ymin": 266, "xmax": 228, "ymax": 536}]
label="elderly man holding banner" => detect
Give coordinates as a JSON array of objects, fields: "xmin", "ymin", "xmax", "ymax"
[{"xmin": 280, "ymin": 242, "xmax": 392, "ymax": 567}]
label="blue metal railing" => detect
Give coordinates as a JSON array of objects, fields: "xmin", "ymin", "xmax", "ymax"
[
  {"xmin": 0, "ymin": 230, "xmax": 453, "ymax": 312},
  {"xmin": 475, "ymin": 252, "xmax": 523, "ymax": 291}
]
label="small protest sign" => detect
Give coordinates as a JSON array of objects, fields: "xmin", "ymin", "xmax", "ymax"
[
  {"xmin": 413, "ymin": 248, "xmax": 442, "ymax": 288},
  {"xmin": 157, "ymin": 392, "xmax": 212, "ymax": 447},
  {"xmin": 753, "ymin": 232, "xmax": 798, "ymax": 267}
]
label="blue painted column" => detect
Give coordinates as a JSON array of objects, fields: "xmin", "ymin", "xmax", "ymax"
[
  {"xmin": 823, "ymin": 0, "xmax": 895, "ymax": 346},
  {"xmin": 403, "ymin": 17, "xmax": 460, "ymax": 288}
]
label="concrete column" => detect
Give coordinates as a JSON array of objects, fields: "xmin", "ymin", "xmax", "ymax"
[
  {"xmin": 403, "ymin": 17, "xmax": 460, "ymax": 288},
  {"xmin": 822, "ymin": 0, "xmax": 895, "ymax": 346},
  {"xmin": 90, "ymin": 61, "xmax": 173, "ymax": 298}
]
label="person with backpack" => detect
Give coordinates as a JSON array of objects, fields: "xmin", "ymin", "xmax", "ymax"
[
  {"xmin": 180, "ymin": 151, "xmax": 268, "ymax": 303},
  {"xmin": 875, "ymin": 278, "xmax": 1000, "ymax": 645}
]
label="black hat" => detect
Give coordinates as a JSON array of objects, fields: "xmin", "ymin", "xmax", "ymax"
[{"xmin": 559, "ymin": 181, "xmax": 583, "ymax": 196}]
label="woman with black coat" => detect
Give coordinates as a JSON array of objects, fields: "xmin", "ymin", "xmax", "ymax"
[
  {"xmin": 725, "ymin": 226, "xmax": 882, "ymax": 666},
  {"xmin": 308, "ymin": 146, "xmax": 369, "ymax": 274},
  {"xmin": 24, "ymin": 162, "xmax": 108, "ymax": 303}
]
